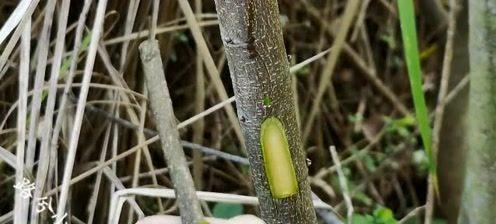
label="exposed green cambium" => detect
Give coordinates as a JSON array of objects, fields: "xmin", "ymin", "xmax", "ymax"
[
  {"xmin": 260, "ymin": 117, "xmax": 298, "ymax": 198},
  {"xmin": 397, "ymin": 0, "xmax": 436, "ymax": 176}
]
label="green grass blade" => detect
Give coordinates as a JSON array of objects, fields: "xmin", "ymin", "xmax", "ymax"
[{"xmin": 397, "ymin": 0, "xmax": 435, "ymax": 174}]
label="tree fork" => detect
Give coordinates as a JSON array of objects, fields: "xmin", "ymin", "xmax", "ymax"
[{"xmin": 214, "ymin": 0, "xmax": 317, "ymax": 223}]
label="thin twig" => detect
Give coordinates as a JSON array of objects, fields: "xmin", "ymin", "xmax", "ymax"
[
  {"xmin": 119, "ymin": 0, "xmax": 140, "ymax": 69},
  {"xmin": 86, "ymin": 125, "xmax": 111, "ymax": 224},
  {"xmin": 399, "ymin": 205, "xmax": 425, "ymax": 224},
  {"xmin": 426, "ymin": 0, "xmax": 459, "ymax": 223},
  {"xmin": 151, "ymin": 0, "xmax": 159, "ymax": 40},
  {"xmin": 79, "ymin": 102, "xmax": 250, "ymax": 164},
  {"xmin": 0, "ymin": 211, "xmax": 13, "ymax": 223},
  {"xmin": 329, "ymin": 146, "xmax": 353, "ymax": 223},
  {"xmin": 176, "ymin": 0, "xmax": 245, "ymax": 147},
  {"xmin": 46, "ymin": 135, "xmax": 160, "ymax": 197},
  {"xmin": 439, "ymin": 76, "xmax": 469, "ymax": 111},
  {"xmin": 139, "ymin": 39, "xmax": 204, "ymax": 224},
  {"xmin": 350, "ymin": 0, "xmax": 372, "ymax": 41},
  {"xmin": 303, "ymin": 0, "xmax": 361, "ymax": 142},
  {"xmin": 192, "ymin": 0, "xmax": 206, "ymax": 190},
  {"xmin": 96, "ymin": 42, "xmax": 164, "ymax": 210},
  {"xmin": 102, "ymin": 167, "xmax": 145, "ymax": 219},
  {"xmin": 301, "ymin": 0, "xmax": 410, "ymax": 117},
  {"xmin": 110, "ymin": 188, "xmax": 334, "ymax": 211},
  {"xmin": 314, "ymin": 129, "xmax": 386, "ymax": 179},
  {"xmin": 104, "ymin": 20, "xmax": 219, "ymax": 45},
  {"xmin": 0, "ymin": 145, "xmax": 16, "ymax": 168}
]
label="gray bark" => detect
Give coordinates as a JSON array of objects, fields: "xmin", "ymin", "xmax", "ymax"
[
  {"xmin": 459, "ymin": 0, "xmax": 496, "ymax": 222},
  {"xmin": 214, "ymin": 0, "xmax": 317, "ymax": 223},
  {"xmin": 139, "ymin": 40, "xmax": 204, "ymax": 224}
]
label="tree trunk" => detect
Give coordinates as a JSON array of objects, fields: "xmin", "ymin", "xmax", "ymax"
[
  {"xmin": 459, "ymin": 0, "xmax": 496, "ymax": 222},
  {"xmin": 213, "ymin": 0, "xmax": 317, "ymax": 223}
]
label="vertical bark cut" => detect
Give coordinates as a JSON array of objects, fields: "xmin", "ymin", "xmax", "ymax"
[{"xmin": 214, "ymin": 0, "xmax": 317, "ymax": 223}]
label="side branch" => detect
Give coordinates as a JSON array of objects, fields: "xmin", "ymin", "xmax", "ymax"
[{"xmin": 139, "ymin": 39, "xmax": 204, "ymax": 224}]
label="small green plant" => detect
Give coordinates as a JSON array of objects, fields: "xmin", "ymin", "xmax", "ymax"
[
  {"xmin": 384, "ymin": 115, "xmax": 415, "ymax": 137},
  {"xmin": 350, "ymin": 207, "xmax": 398, "ymax": 224}
]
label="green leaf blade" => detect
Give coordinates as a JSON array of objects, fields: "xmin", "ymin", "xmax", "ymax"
[{"xmin": 397, "ymin": 0, "xmax": 435, "ymax": 175}]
